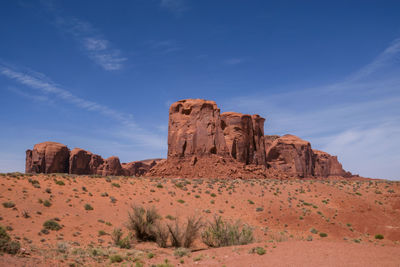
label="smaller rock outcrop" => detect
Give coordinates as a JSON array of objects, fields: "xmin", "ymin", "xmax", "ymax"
[
  {"xmin": 313, "ymin": 150, "xmax": 350, "ymax": 177},
  {"xmin": 265, "ymin": 135, "xmax": 314, "ymax": 178},
  {"xmin": 99, "ymin": 156, "xmax": 123, "ymax": 176},
  {"xmin": 69, "ymin": 148, "xmax": 92, "ymax": 175},
  {"xmin": 25, "ymin": 142, "xmax": 70, "ymax": 174},
  {"xmin": 26, "ymin": 142, "xmax": 159, "ymax": 176}
]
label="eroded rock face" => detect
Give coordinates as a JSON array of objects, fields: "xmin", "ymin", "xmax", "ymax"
[
  {"xmin": 100, "ymin": 156, "xmax": 123, "ymax": 176},
  {"xmin": 221, "ymin": 112, "xmax": 255, "ymax": 164},
  {"xmin": 122, "ymin": 159, "xmax": 163, "ymax": 176},
  {"xmin": 313, "ymin": 150, "xmax": 348, "ymax": 177},
  {"xmin": 251, "ymin": 115, "xmax": 266, "ymax": 165},
  {"xmin": 168, "ymin": 99, "xmax": 229, "ymax": 158},
  {"xmin": 69, "ymin": 148, "xmax": 105, "ymax": 175},
  {"xmin": 69, "ymin": 148, "xmax": 92, "ymax": 175},
  {"xmin": 25, "ymin": 142, "xmax": 70, "ymax": 174},
  {"xmin": 266, "ymin": 134, "xmax": 314, "ymax": 177}
]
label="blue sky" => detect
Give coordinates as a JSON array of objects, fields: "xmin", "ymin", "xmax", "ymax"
[{"xmin": 1, "ymin": 0, "xmax": 399, "ymax": 180}]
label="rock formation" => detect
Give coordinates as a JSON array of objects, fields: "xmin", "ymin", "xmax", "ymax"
[
  {"xmin": 26, "ymin": 99, "xmax": 351, "ymax": 179},
  {"xmin": 100, "ymin": 156, "xmax": 123, "ymax": 176},
  {"xmin": 25, "ymin": 142, "xmax": 70, "ymax": 174},
  {"xmin": 220, "ymin": 112, "xmax": 266, "ymax": 165},
  {"xmin": 313, "ymin": 150, "xmax": 349, "ymax": 177},
  {"xmin": 251, "ymin": 115, "xmax": 267, "ymax": 165},
  {"xmin": 69, "ymin": 148, "xmax": 93, "ymax": 175},
  {"xmin": 221, "ymin": 112, "xmax": 255, "ymax": 164},
  {"xmin": 265, "ymin": 135, "xmax": 314, "ymax": 178},
  {"xmin": 26, "ymin": 142, "xmax": 158, "ymax": 176},
  {"xmin": 168, "ymin": 99, "xmax": 229, "ymax": 158}
]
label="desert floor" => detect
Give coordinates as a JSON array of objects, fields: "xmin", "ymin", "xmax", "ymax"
[{"xmin": 0, "ymin": 173, "xmax": 400, "ymax": 266}]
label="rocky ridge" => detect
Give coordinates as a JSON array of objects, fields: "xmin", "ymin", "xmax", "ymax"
[
  {"xmin": 26, "ymin": 99, "xmax": 352, "ymax": 179},
  {"xmin": 26, "ymin": 142, "xmax": 161, "ymax": 176}
]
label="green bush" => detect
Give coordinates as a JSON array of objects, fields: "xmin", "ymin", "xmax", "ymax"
[
  {"xmin": 167, "ymin": 216, "xmax": 202, "ymax": 248},
  {"xmin": 55, "ymin": 180, "xmax": 65, "ymax": 185},
  {"xmin": 251, "ymin": 246, "xmax": 266, "ymax": 255},
  {"xmin": 201, "ymin": 216, "xmax": 253, "ymax": 247},
  {"xmin": 109, "ymin": 254, "xmax": 123, "ymax": 263},
  {"xmin": 84, "ymin": 204, "xmax": 94, "ymax": 210},
  {"xmin": 319, "ymin": 232, "xmax": 327, "ymax": 238},
  {"xmin": 375, "ymin": 234, "xmax": 384, "ymax": 240},
  {"xmin": 127, "ymin": 205, "xmax": 160, "ymax": 242},
  {"xmin": 43, "ymin": 220, "xmax": 62, "ymax": 231},
  {"xmin": 43, "ymin": 200, "xmax": 52, "ymax": 207},
  {"xmin": 2, "ymin": 202, "xmax": 15, "ymax": 208},
  {"xmin": 0, "ymin": 226, "xmax": 20, "ymax": 254}
]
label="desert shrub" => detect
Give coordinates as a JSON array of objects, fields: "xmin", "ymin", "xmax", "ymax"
[
  {"xmin": 0, "ymin": 225, "xmax": 20, "ymax": 254},
  {"xmin": 119, "ymin": 234, "xmax": 133, "ymax": 249},
  {"xmin": 111, "ymin": 183, "xmax": 120, "ymax": 188},
  {"xmin": 167, "ymin": 216, "xmax": 202, "ymax": 248},
  {"xmin": 109, "ymin": 254, "xmax": 123, "ymax": 263},
  {"xmin": 111, "ymin": 228, "xmax": 123, "ymax": 245},
  {"xmin": 43, "ymin": 200, "xmax": 52, "ymax": 207},
  {"xmin": 319, "ymin": 232, "xmax": 328, "ymax": 238},
  {"xmin": 57, "ymin": 242, "xmax": 69, "ymax": 253},
  {"xmin": 201, "ymin": 216, "xmax": 253, "ymax": 247},
  {"xmin": 43, "ymin": 219, "xmax": 62, "ymax": 231},
  {"xmin": 127, "ymin": 205, "xmax": 160, "ymax": 242},
  {"xmin": 98, "ymin": 230, "xmax": 107, "ymax": 236},
  {"xmin": 375, "ymin": 234, "xmax": 384, "ymax": 240},
  {"xmin": 250, "ymin": 246, "xmax": 266, "ymax": 255},
  {"xmin": 174, "ymin": 247, "xmax": 190, "ymax": 258},
  {"xmin": 2, "ymin": 202, "xmax": 15, "ymax": 208},
  {"xmin": 156, "ymin": 259, "xmax": 174, "ymax": 267},
  {"xmin": 84, "ymin": 204, "xmax": 94, "ymax": 210},
  {"xmin": 111, "ymin": 228, "xmax": 133, "ymax": 248},
  {"xmin": 154, "ymin": 222, "xmax": 169, "ymax": 248},
  {"xmin": 55, "ymin": 180, "xmax": 65, "ymax": 186}
]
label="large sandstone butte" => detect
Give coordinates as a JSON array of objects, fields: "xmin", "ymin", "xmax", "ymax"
[
  {"xmin": 168, "ymin": 99, "xmax": 229, "ymax": 158},
  {"xmin": 26, "ymin": 142, "xmax": 70, "ymax": 174},
  {"xmin": 26, "ymin": 143, "xmax": 159, "ymax": 177},
  {"xmin": 149, "ymin": 99, "xmax": 351, "ymax": 179}
]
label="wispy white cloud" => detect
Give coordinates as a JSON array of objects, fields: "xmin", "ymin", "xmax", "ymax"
[
  {"xmin": 53, "ymin": 16, "xmax": 127, "ymax": 71},
  {"xmin": 0, "ymin": 64, "xmax": 132, "ymax": 124},
  {"xmin": 0, "ymin": 63, "xmax": 165, "ymax": 151},
  {"xmin": 222, "ymin": 38, "xmax": 400, "ymax": 180}
]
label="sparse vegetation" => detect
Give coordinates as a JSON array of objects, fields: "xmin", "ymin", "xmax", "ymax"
[
  {"xmin": 2, "ymin": 202, "xmax": 15, "ymax": 208},
  {"xmin": 84, "ymin": 203, "xmax": 94, "ymax": 210},
  {"xmin": 0, "ymin": 225, "xmax": 20, "ymax": 254},
  {"xmin": 109, "ymin": 254, "xmax": 123, "ymax": 263},
  {"xmin": 375, "ymin": 234, "xmax": 384, "ymax": 240},
  {"xmin": 43, "ymin": 219, "xmax": 62, "ymax": 231},
  {"xmin": 201, "ymin": 216, "xmax": 253, "ymax": 247},
  {"xmin": 167, "ymin": 216, "xmax": 202, "ymax": 248}
]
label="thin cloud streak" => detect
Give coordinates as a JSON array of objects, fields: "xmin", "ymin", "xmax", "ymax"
[
  {"xmin": 0, "ymin": 63, "xmax": 165, "ymax": 151},
  {"xmin": 54, "ymin": 16, "xmax": 127, "ymax": 71}
]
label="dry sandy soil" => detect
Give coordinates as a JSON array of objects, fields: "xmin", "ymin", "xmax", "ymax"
[{"xmin": 0, "ymin": 173, "xmax": 400, "ymax": 266}]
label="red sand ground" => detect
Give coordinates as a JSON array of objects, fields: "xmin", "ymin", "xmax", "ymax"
[{"xmin": 0, "ymin": 173, "xmax": 399, "ymax": 266}]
